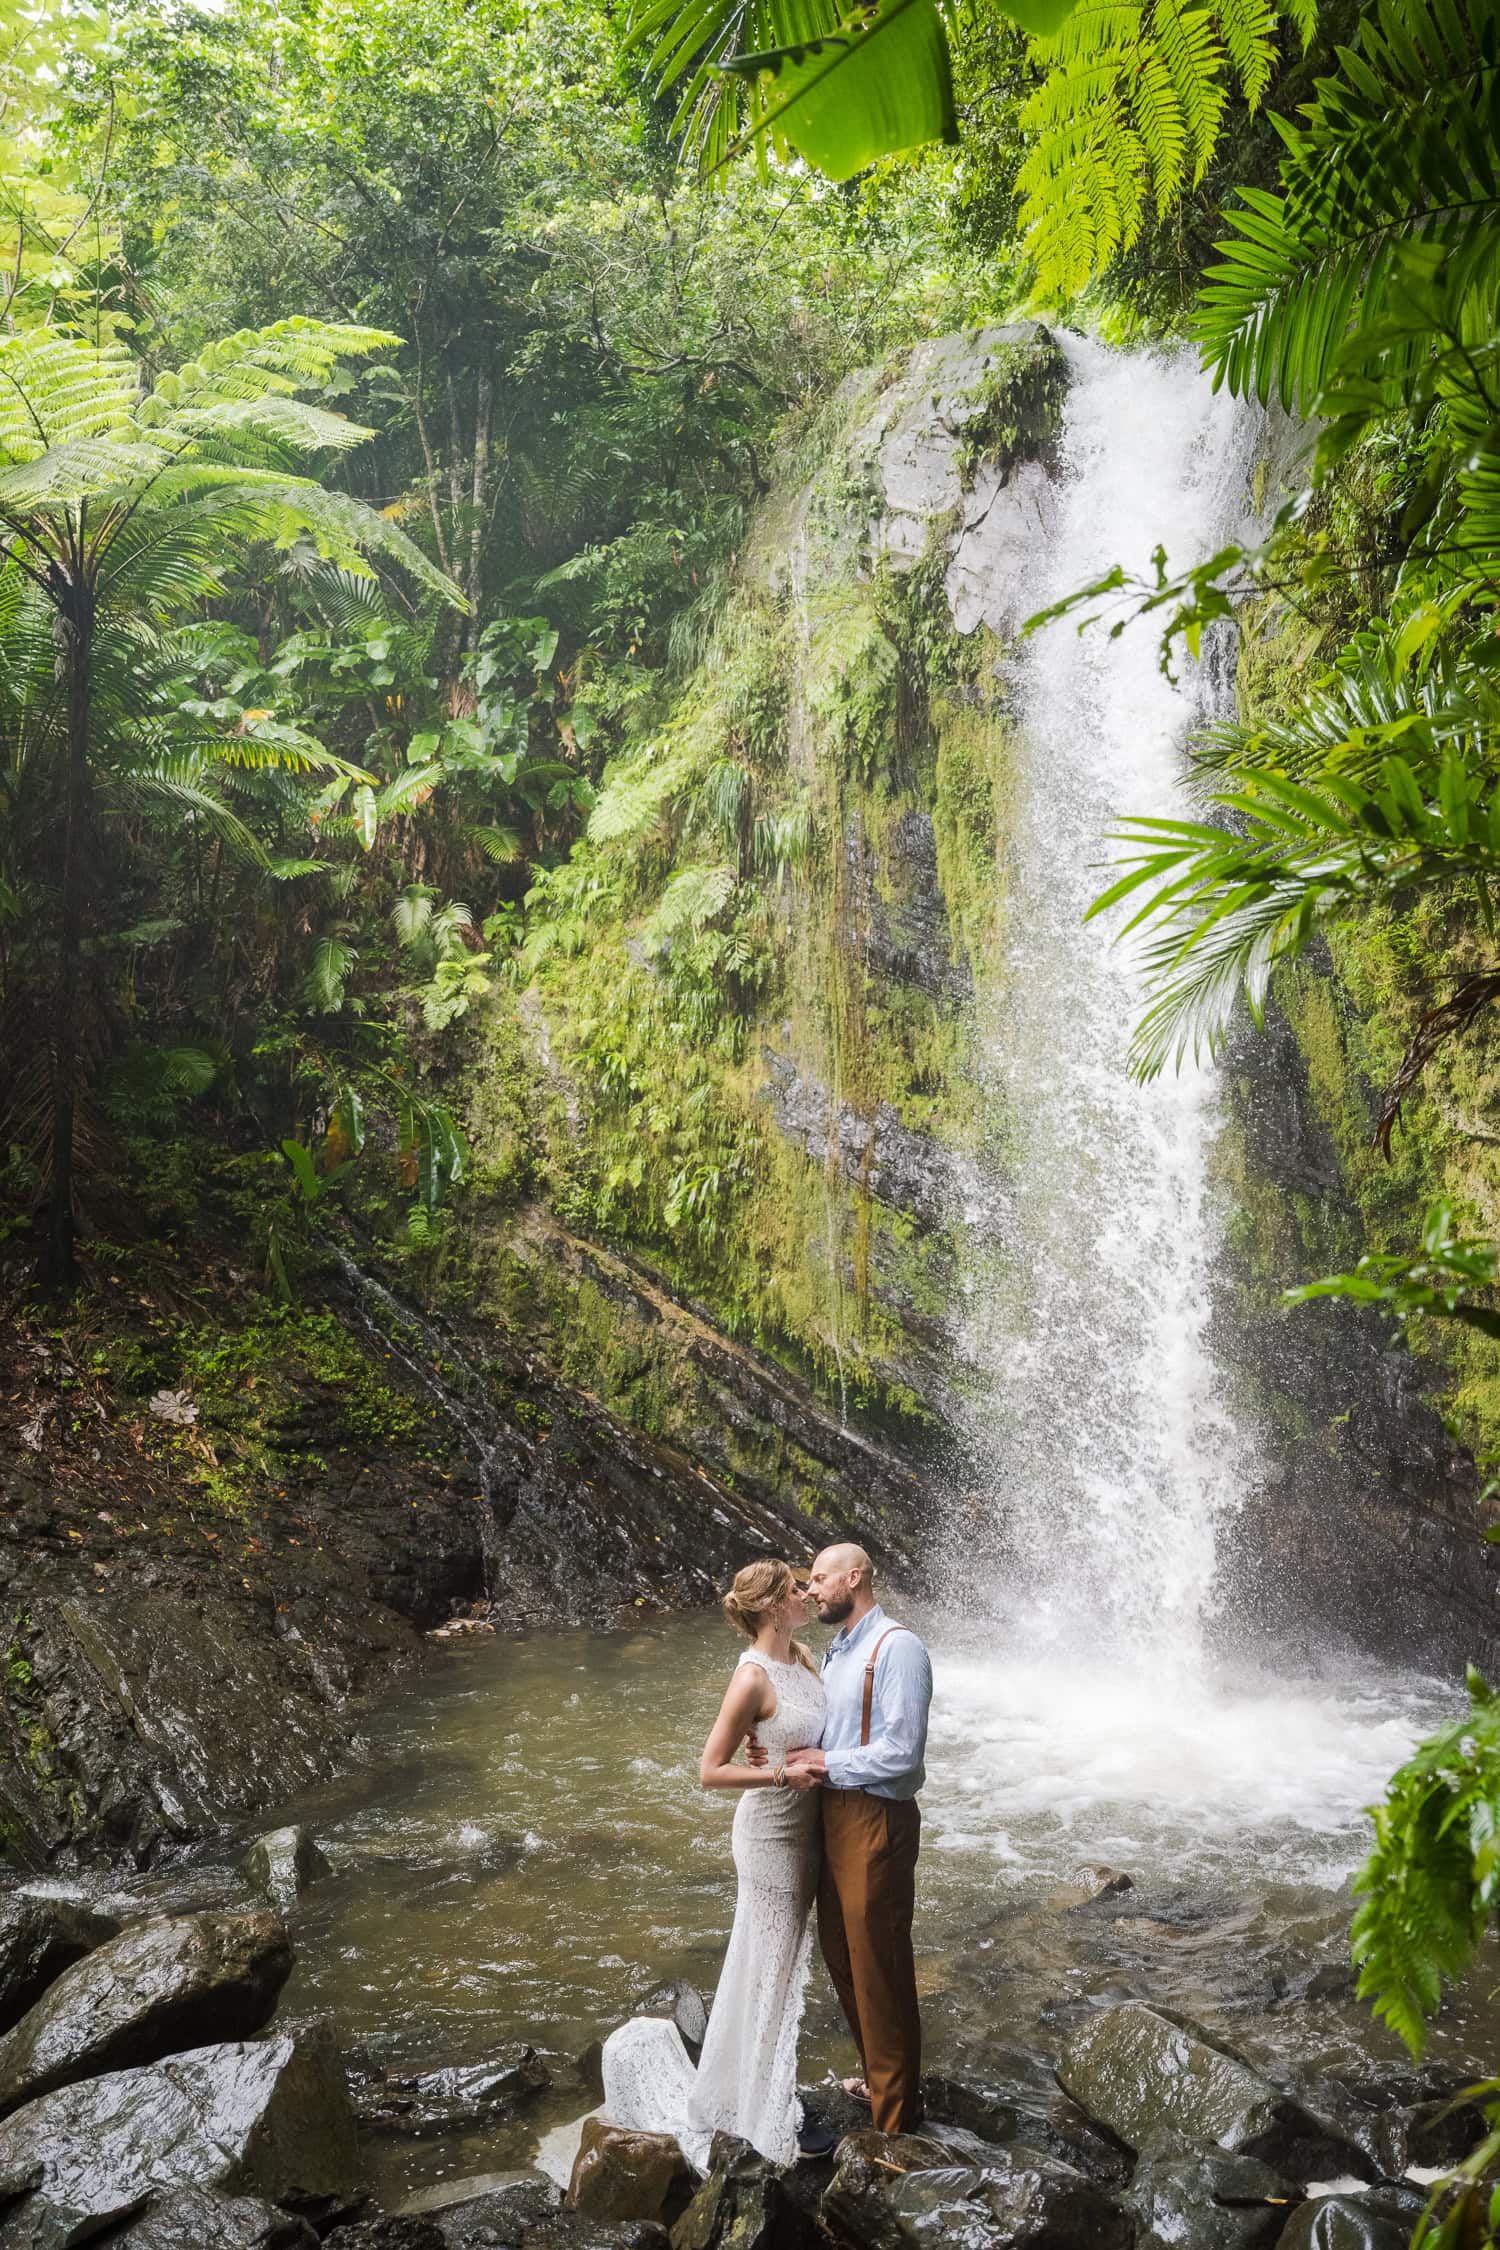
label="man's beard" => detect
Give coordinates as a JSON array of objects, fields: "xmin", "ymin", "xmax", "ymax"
[{"xmin": 818, "ymin": 1594, "xmax": 854, "ymax": 1624}]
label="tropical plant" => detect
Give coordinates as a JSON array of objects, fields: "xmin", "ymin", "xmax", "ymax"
[
  {"xmin": 1071, "ymin": 0, "xmax": 1500, "ymax": 1093},
  {"xmin": 0, "ymin": 318, "xmax": 459, "ymax": 1290},
  {"xmin": 625, "ymin": 0, "xmax": 969, "ymax": 182},
  {"xmin": 1083, "ymin": 623, "xmax": 1500, "ymax": 1078},
  {"xmin": 1015, "ymin": 0, "xmax": 1317, "ymax": 296},
  {"xmin": 0, "ymin": 0, "xmax": 118, "ymax": 331},
  {"xmin": 627, "ymin": 0, "xmax": 1319, "ymax": 299},
  {"xmin": 1350, "ymin": 1665, "xmax": 1500, "ymax": 2056},
  {"xmin": 1288, "ymin": 1200, "xmax": 1500, "ymax": 1340}
]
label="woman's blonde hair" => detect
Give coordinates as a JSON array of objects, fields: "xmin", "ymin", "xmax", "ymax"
[{"xmin": 722, "ymin": 1559, "xmax": 818, "ymax": 1674}]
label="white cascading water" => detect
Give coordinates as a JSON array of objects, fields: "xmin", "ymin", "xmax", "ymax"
[
  {"xmin": 961, "ymin": 334, "xmax": 1251, "ymax": 1663},
  {"xmin": 925, "ymin": 340, "xmax": 1448, "ymax": 1881}
]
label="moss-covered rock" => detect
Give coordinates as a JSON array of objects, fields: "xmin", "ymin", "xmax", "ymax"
[{"xmin": 435, "ymin": 328, "xmax": 1065, "ymax": 1471}]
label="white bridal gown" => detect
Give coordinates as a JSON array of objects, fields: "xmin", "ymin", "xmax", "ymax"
[{"xmin": 600, "ymin": 1648, "xmax": 826, "ymax": 2171}]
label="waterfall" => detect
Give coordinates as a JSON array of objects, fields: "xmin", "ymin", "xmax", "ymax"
[{"xmin": 959, "ymin": 338, "xmax": 1259, "ymax": 1666}]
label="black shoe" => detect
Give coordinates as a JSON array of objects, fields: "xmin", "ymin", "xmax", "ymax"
[{"xmin": 797, "ymin": 2118, "xmax": 838, "ymax": 2158}]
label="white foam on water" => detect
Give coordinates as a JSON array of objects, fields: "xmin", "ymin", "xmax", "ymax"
[{"xmin": 922, "ymin": 1646, "xmax": 1449, "ymax": 1886}]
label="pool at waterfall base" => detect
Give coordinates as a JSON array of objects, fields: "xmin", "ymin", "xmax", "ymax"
[{"xmin": 235, "ymin": 1609, "xmax": 1491, "ymax": 2208}]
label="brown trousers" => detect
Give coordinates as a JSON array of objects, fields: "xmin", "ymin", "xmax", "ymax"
[{"xmin": 817, "ymin": 1789, "xmax": 922, "ymax": 2134}]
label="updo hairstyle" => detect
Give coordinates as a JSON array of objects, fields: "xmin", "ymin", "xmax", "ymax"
[{"xmin": 722, "ymin": 1559, "xmax": 818, "ymax": 1674}]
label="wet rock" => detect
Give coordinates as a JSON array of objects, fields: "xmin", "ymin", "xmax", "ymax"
[
  {"xmin": 431, "ymin": 2169, "xmax": 668, "ymax": 2250},
  {"xmin": 577, "ymin": 2043, "xmax": 606, "ymax": 2100},
  {"xmin": 1294, "ymin": 2073, "xmax": 1488, "ymax": 2180},
  {"xmin": 240, "ymin": 1827, "xmax": 332, "ymax": 1913},
  {"xmin": 803, "ymin": 2080, "xmax": 872, "ymax": 2142},
  {"xmin": 354, "ymin": 2047, "xmax": 550, "ymax": 2139},
  {"xmin": 637, "ymin": 1983, "xmax": 708, "ymax": 2062},
  {"xmin": 1271, "ymin": 1964, "xmax": 1357, "ymax": 2007},
  {"xmin": 0, "ymin": 2020, "xmax": 360, "ymax": 2248},
  {"xmin": 1274, "ymin": 2194, "xmax": 1420, "ymax": 2250},
  {"xmin": 822, "ymin": 2127, "xmax": 1133, "ymax": 2250},
  {"xmin": 762, "ymin": 1048, "xmax": 979, "ymax": 1232},
  {"xmin": 1376, "ymin": 2096, "xmax": 1487, "ymax": 2177},
  {"xmin": 1072, "ymin": 1867, "xmax": 1136, "ymax": 1903},
  {"xmin": 0, "ymin": 1898, "xmax": 112, "ymax": 2037},
  {"xmin": 398, "ymin": 2176, "xmax": 550, "ymax": 2221},
  {"xmin": 0, "ymin": 1910, "xmax": 292, "ymax": 2119},
  {"xmin": 1057, "ymin": 2005, "xmax": 1375, "ymax": 2183},
  {"xmin": 323, "ymin": 2222, "xmax": 445, "ymax": 2250},
  {"xmin": 92, "ymin": 2187, "xmax": 318, "ymax": 2247},
  {"xmin": 848, "ymin": 325, "xmax": 1066, "ymax": 638},
  {"xmin": 0, "ymin": 1591, "xmax": 376, "ymax": 1868},
  {"xmin": 669, "ymin": 2134, "xmax": 818, "ymax": 2250},
  {"xmin": 568, "ymin": 2119, "xmax": 690, "ymax": 2225},
  {"xmin": 923, "ymin": 2071, "xmax": 1134, "ymax": 2186},
  {"xmin": 1130, "ymin": 2144, "xmax": 1303, "ymax": 2250}
]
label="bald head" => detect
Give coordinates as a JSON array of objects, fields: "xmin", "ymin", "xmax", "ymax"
[{"xmin": 808, "ymin": 1542, "xmax": 876, "ymax": 1628}]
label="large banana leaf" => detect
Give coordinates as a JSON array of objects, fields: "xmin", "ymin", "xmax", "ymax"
[
  {"xmin": 721, "ymin": 0, "xmax": 959, "ymax": 179},
  {"xmin": 632, "ymin": 0, "xmax": 1080, "ymax": 184}
]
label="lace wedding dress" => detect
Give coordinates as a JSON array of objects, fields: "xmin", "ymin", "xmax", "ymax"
[{"xmin": 600, "ymin": 1648, "xmax": 826, "ymax": 2170}]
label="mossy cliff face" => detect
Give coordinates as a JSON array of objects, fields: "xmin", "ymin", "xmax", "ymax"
[
  {"xmin": 426, "ymin": 326, "xmax": 1065, "ymax": 1531},
  {"xmin": 1212, "ymin": 610, "xmax": 1500, "ymax": 1673}
]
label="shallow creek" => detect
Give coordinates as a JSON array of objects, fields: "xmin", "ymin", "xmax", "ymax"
[{"xmin": 246, "ymin": 1608, "xmax": 1492, "ymax": 2208}]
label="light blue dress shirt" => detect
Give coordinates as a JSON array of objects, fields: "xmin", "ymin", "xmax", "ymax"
[{"xmin": 819, "ymin": 1602, "xmax": 932, "ymax": 1799}]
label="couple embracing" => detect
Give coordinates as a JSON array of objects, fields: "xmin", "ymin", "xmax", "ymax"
[{"xmin": 602, "ymin": 1544, "xmax": 933, "ymax": 2170}]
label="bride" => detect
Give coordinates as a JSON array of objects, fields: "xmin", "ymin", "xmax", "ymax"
[{"xmin": 598, "ymin": 1558, "xmax": 829, "ymax": 2170}]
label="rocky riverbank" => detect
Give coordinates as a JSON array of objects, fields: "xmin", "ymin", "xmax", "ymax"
[
  {"xmin": 0, "ymin": 1842, "xmax": 1484, "ymax": 2250},
  {"xmin": 0, "ymin": 1234, "xmax": 924, "ymax": 1873}
]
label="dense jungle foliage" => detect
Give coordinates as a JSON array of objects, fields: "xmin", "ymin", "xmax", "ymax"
[{"xmin": 6, "ymin": 0, "xmax": 1500, "ymax": 2204}]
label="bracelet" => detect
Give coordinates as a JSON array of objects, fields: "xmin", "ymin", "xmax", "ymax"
[{"xmin": 773, "ymin": 1764, "xmax": 787, "ymax": 1789}]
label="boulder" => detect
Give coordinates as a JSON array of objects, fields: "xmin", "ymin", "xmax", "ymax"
[
  {"xmin": 91, "ymin": 2187, "xmax": 318, "ymax": 2247},
  {"xmin": 1274, "ymin": 2195, "xmax": 1423, "ymax": 2250},
  {"xmin": 438, "ymin": 2173, "xmax": 669, "ymax": 2250},
  {"xmin": 240, "ymin": 1827, "xmax": 332, "ymax": 1914},
  {"xmin": 0, "ymin": 1911, "xmax": 291, "ymax": 2119},
  {"xmin": 568, "ymin": 2119, "xmax": 690, "ymax": 2224},
  {"xmin": 1129, "ymin": 2144, "xmax": 1302, "ymax": 2250},
  {"xmin": 1073, "ymin": 1866, "xmax": 1135, "ymax": 1901},
  {"xmin": 0, "ymin": 2021, "xmax": 360, "ymax": 2249},
  {"xmin": 1057, "ymin": 2007, "xmax": 1375, "ymax": 2183},
  {"xmin": 924, "ymin": 2070, "xmax": 1134, "ymax": 2185},
  {"xmin": 356, "ymin": 2048, "xmax": 550, "ymax": 2139},
  {"xmin": 636, "ymin": 1984, "xmax": 708, "ymax": 2063},
  {"xmin": 669, "ymin": 2136, "xmax": 818, "ymax": 2250},
  {"xmin": 821, "ymin": 2127, "xmax": 1134, "ymax": 2250},
  {"xmin": 0, "ymin": 1898, "xmax": 113, "ymax": 2037},
  {"xmin": 322, "ymin": 2223, "xmax": 444, "ymax": 2250},
  {"xmin": 398, "ymin": 2176, "xmax": 550, "ymax": 2220},
  {"xmin": 409, "ymin": 2166, "xmax": 675, "ymax": 2245},
  {"xmin": 1293, "ymin": 2073, "xmax": 1489, "ymax": 2179}
]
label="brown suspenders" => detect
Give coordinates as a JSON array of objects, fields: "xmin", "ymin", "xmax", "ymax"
[{"xmin": 859, "ymin": 1626, "xmax": 909, "ymax": 1746}]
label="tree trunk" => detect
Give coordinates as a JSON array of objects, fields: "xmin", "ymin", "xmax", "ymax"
[
  {"xmin": 43, "ymin": 576, "xmax": 93, "ymax": 1295},
  {"xmin": 465, "ymin": 366, "xmax": 493, "ymax": 652}
]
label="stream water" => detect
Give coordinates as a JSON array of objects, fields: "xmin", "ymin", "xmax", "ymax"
[{"xmin": 256, "ymin": 1617, "xmax": 1470, "ymax": 2208}]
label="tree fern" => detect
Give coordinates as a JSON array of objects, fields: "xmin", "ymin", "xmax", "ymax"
[
  {"xmin": 1350, "ymin": 1668, "xmax": 1500, "ymax": 2056},
  {"xmin": 1018, "ymin": 0, "xmax": 1301, "ymax": 298},
  {"xmin": 1196, "ymin": 0, "xmax": 1500, "ymax": 414},
  {"xmin": 0, "ymin": 321, "xmax": 463, "ymax": 1286}
]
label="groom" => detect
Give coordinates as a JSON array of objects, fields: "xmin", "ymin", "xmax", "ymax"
[{"xmin": 784, "ymin": 1543, "xmax": 933, "ymax": 2138}]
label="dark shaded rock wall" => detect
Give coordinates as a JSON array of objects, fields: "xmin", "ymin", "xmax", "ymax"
[{"xmin": 1214, "ymin": 1000, "xmax": 1500, "ymax": 1675}]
